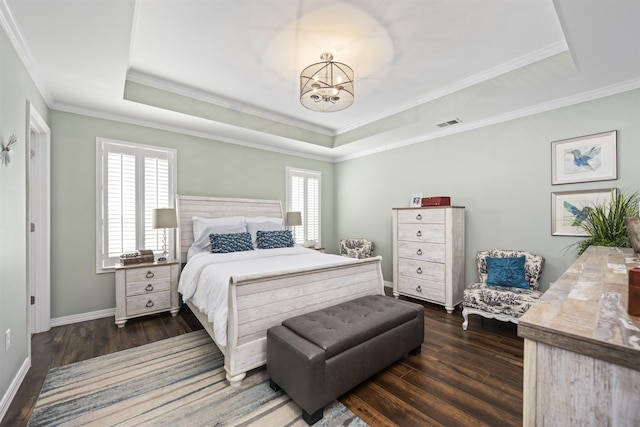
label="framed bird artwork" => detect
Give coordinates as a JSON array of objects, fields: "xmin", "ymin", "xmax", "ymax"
[
  {"xmin": 551, "ymin": 188, "xmax": 616, "ymax": 236},
  {"xmin": 551, "ymin": 130, "xmax": 617, "ymax": 185},
  {"xmin": 1, "ymin": 133, "xmax": 18, "ymax": 166}
]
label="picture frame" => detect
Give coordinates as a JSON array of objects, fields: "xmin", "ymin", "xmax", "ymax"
[
  {"xmin": 551, "ymin": 188, "xmax": 616, "ymax": 236},
  {"xmin": 410, "ymin": 193, "xmax": 423, "ymax": 207},
  {"xmin": 551, "ymin": 130, "xmax": 617, "ymax": 185}
]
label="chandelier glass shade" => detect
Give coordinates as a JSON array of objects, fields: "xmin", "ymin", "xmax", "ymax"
[{"xmin": 300, "ymin": 52, "xmax": 354, "ymax": 112}]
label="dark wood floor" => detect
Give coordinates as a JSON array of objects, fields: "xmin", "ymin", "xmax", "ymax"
[{"xmin": 2, "ymin": 298, "xmax": 523, "ymax": 427}]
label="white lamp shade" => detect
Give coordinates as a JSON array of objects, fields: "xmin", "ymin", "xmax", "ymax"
[
  {"xmin": 286, "ymin": 211, "xmax": 302, "ymax": 227},
  {"xmin": 152, "ymin": 208, "xmax": 177, "ymax": 229}
]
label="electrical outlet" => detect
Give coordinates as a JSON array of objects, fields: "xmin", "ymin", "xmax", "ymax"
[{"xmin": 5, "ymin": 329, "xmax": 10, "ymax": 351}]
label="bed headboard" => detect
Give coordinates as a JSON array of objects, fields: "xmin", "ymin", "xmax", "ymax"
[{"xmin": 176, "ymin": 195, "xmax": 284, "ymax": 263}]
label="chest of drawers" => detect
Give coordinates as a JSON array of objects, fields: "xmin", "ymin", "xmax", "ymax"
[
  {"xmin": 114, "ymin": 260, "xmax": 180, "ymax": 327},
  {"xmin": 392, "ymin": 207, "xmax": 465, "ymax": 313}
]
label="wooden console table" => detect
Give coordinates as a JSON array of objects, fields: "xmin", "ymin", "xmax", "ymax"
[{"xmin": 518, "ymin": 246, "xmax": 640, "ymax": 426}]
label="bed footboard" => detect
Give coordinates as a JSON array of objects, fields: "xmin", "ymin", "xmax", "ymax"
[{"xmin": 223, "ymin": 256, "xmax": 384, "ymax": 384}]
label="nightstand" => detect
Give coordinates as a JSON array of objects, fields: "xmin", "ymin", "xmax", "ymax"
[{"xmin": 114, "ymin": 260, "xmax": 180, "ymax": 328}]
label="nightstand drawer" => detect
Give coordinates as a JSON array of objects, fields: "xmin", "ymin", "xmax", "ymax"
[
  {"xmin": 126, "ymin": 265, "xmax": 171, "ymax": 283},
  {"xmin": 126, "ymin": 291, "xmax": 171, "ymax": 317},
  {"xmin": 126, "ymin": 279, "xmax": 171, "ymax": 297},
  {"xmin": 115, "ymin": 260, "xmax": 180, "ymax": 327}
]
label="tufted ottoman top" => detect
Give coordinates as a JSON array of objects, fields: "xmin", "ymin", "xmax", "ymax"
[{"xmin": 282, "ymin": 295, "xmax": 422, "ymax": 359}]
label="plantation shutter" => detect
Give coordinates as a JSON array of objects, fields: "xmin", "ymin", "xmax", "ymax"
[
  {"xmin": 306, "ymin": 175, "xmax": 320, "ymax": 242},
  {"xmin": 97, "ymin": 139, "xmax": 176, "ymax": 272},
  {"xmin": 286, "ymin": 168, "xmax": 321, "ymax": 245}
]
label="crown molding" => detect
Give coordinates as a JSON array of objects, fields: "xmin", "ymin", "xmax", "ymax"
[
  {"xmin": 53, "ymin": 78, "xmax": 639, "ymax": 165},
  {"xmin": 334, "ymin": 78, "xmax": 639, "ymax": 162},
  {"xmin": 0, "ymin": 0, "xmax": 54, "ymax": 105},
  {"xmin": 126, "ymin": 70, "xmax": 336, "ymax": 137},
  {"xmin": 335, "ymin": 41, "xmax": 570, "ymax": 135},
  {"xmin": 51, "ymin": 102, "xmax": 335, "ymax": 163}
]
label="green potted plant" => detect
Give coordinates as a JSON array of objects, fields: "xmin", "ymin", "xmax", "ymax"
[{"xmin": 575, "ymin": 189, "xmax": 640, "ymax": 256}]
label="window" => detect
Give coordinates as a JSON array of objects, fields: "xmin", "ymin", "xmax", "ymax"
[
  {"xmin": 286, "ymin": 167, "xmax": 321, "ymax": 245},
  {"xmin": 96, "ymin": 138, "xmax": 177, "ymax": 272}
]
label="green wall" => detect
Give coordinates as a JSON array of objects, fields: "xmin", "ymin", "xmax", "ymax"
[
  {"xmin": 49, "ymin": 111, "xmax": 336, "ymax": 318},
  {"xmin": 0, "ymin": 27, "xmax": 49, "ymax": 408},
  {"xmin": 335, "ymin": 90, "xmax": 640, "ymax": 291}
]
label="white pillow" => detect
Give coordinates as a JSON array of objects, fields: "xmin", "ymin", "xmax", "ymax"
[
  {"xmin": 245, "ymin": 220, "xmax": 285, "ymax": 247},
  {"xmin": 243, "ymin": 216, "xmax": 284, "ymax": 226},
  {"xmin": 192, "ymin": 216, "xmax": 246, "ymax": 250}
]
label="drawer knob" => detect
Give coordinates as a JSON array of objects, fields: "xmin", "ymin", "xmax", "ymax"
[
  {"xmin": 416, "ymin": 230, "xmax": 422, "ymax": 237},
  {"xmin": 416, "ymin": 249, "xmax": 422, "ymax": 255},
  {"xmin": 416, "ymin": 214, "xmax": 422, "ymax": 220},
  {"xmin": 145, "ymin": 284, "xmax": 154, "ymax": 292},
  {"xmin": 145, "ymin": 271, "xmax": 154, "ymax": 279},
  {"xmin": 416, "ymin": 286, "xmax": 422, "ymax": 292},
  {"xmin": 145, "ymin": 300, "xmax": 154, "ymax": 308},
  {"xmin": 416, "ymin": 267, "xmax": 422, "ymax": 274}
]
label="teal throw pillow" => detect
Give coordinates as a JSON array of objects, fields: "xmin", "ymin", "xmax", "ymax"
[
  {"xmin": 256, "ymin": 230, "xmax": 294, "ymax": 249},
  {"xmin": 210, "ymin": 232, "xmax": 254, "ymax": 253},
  {"xmin": 486, "ymin": 256, "xmax": 530, "ymax": 289}
]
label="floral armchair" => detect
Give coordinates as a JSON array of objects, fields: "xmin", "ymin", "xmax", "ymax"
[
  {"xmin": 339, "ymin": 238, "xmax": 375, "ymax": 259},
  {"xmin": 462, "ymin": 250, "xmax": 545, "ymax": 330}
]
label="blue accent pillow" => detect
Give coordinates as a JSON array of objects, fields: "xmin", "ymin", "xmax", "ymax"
[
  {"xmin": 256, "ymin": 230, "xmax": 294, "ymax": 249},
  {"xmin": 210, "ymin": 232, "xmax": 254, "ymax": 253},
  {"xmin": 486, "ymin": 256, "xmax": 530, "ymax": 288}
]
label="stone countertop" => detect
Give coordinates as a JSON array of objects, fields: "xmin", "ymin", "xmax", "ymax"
[{"xmin": 518, "ymin": 246, "xmax": 640, "ymax": 371}]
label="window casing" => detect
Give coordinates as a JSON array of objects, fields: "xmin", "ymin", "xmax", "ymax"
[
  {"xmin": 96, "ymin": 138, "xmax": 177, "ymax": 272},
  {"xmin": 286, "ymin": 167, "xmax": 321, "ymax": 245}
]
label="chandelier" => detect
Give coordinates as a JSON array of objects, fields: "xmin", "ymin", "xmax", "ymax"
[{"xmin": 300, "ymin": 52, "xmax": 354, "ymax": 112}]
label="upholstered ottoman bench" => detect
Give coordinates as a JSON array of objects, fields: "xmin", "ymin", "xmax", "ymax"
[{"xmin": 267, "ymin": 295, "xmax": 424, "ymax": 425}]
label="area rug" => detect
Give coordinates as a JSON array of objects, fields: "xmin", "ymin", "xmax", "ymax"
[{"xmin": 28, "ymin": 330, "xmax": 367, "ymax": 426}]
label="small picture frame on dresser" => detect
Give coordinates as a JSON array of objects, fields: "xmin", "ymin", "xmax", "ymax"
[{"xmin": 410, "ymin": 193, "xmax": 423, "ymax": 207}]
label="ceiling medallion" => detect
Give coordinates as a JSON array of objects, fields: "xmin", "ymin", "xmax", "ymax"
[{"xmin": 300, "ymin": 52, "xmax": 354, "ymax": 112}]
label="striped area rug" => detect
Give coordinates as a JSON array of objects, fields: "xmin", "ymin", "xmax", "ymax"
[{"xmin": 28, "ymin": 330, "xmax": 367, "ymax": 426}]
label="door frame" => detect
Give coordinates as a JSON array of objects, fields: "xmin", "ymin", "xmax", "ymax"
[{"xmin": 26, "ymin": 101, "xmax": 51, "ymax": 334}]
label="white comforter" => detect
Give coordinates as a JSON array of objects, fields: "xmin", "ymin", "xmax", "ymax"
[{"xmin": 178, "ymin": 246, "xmax": 353, "ymax": 346}]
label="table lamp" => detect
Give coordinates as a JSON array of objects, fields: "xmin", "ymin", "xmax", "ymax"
[
  {"xmin": 152, "ymin": 208, "xmax": 177, "ymax": 262},
  {"xmin": 286, "ymin": 211, "xmax": 302, "ymax": 242}
]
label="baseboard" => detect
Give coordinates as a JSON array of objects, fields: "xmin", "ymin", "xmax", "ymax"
[
  {"xmin": 50, "ymin": 308, "xmax": 115, "ymax": 327},
  {"xmin": 384, "ymin": 280, "xmax": 392, "ymax": 289},
  {"xmin": 0, "ymin": 356, "xmax": 30, "ymax": 422}
]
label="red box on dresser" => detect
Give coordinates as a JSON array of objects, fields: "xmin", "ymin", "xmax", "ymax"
[
  {"xmin": 629, "ymin": 267, "xmax": 640, "ymax": 317},
  {"xmin": 421, "ymin": 196, "xmax": 451, "ymax": 207}
]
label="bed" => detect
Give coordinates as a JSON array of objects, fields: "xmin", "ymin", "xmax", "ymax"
[{"xmin": 176, "ymin": 195, "xmax": 385, "ymax": 386}]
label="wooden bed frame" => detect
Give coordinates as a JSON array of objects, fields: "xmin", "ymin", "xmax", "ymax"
[{"xmin": 176, "ymin": 195, "xmax": 385, "ymax": 386}]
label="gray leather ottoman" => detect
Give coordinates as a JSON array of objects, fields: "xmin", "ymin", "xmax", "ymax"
[{"xmin": 267, "ymin": 295, "xmax": 424, "ymax": 425}]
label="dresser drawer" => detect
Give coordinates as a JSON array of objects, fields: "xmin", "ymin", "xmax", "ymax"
[
  {"xmin": 126, "ymin": 291, "xmax": 171, "ymax": 317},
  {"xmin": 397, "ymin": 209, "xmax": 445, "ymax": 224},
  {"xmin": 398, "ymin": 242, "xmax": 445, "ymax": 263},
  {"xmin": 398, "ymin": 276, "xmax": 445, "ymax": 302},
  {"xmin": 397, "ymin": 223, "xmax": 445, "ymax": 243},
  {"xmin": 398, "ymin": 258, "xmax": 445, "ymax": 282},
  {"xmin": 126, "ymin": 265, "xmax": 171, "ymax": 283},
  {"xmin": 126, "ymin": 279, "xmax": 171, "ymax": 297}
]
